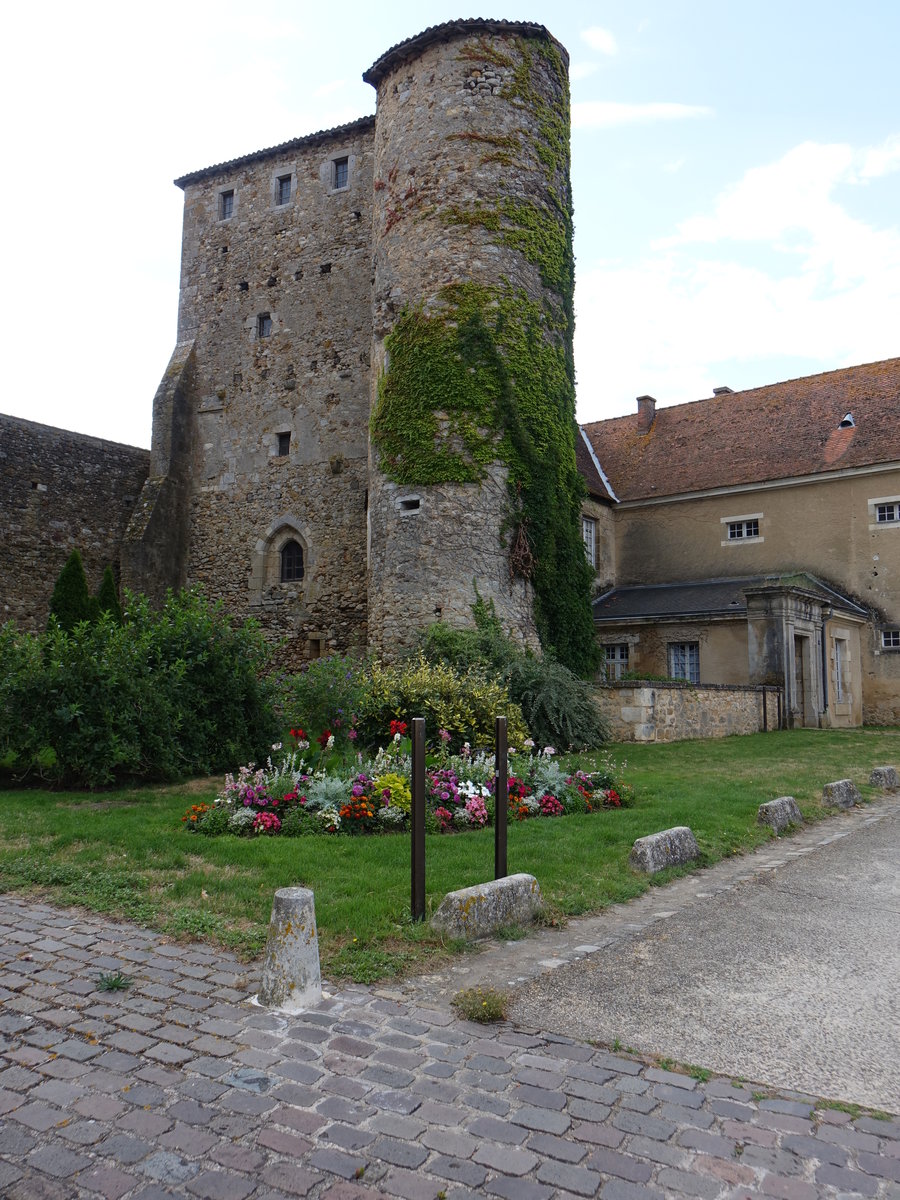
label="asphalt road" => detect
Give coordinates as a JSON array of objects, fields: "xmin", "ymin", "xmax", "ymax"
[{"xmin": 507, "ymin": 802, "xmax": 900, "ymax": 1110}]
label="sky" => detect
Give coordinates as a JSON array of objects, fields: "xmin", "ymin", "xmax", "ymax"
[{"xmin": 2, "ymin": 1, "xmax": 898, "ymax": 448}]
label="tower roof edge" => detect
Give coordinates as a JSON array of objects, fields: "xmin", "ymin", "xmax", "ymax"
[{"xmin": 363, "ymin": 18, "xmax": 568, "ymax": 87}]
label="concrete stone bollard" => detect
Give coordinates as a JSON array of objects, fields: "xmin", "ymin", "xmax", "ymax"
[
  {"xmin": 430, "ymin": 874, "xmax": 543, "ymax": 940},
  {"xmin": 758, "ymin": 796, "xmax": 804, "ymax": 833},
  {"xmin": 869, "ymin": 766, "xmax": 899, "ymax": 791},
  {"xmin": 629, "ymin": 826, "xmax": 700, "ymax": 874},
  {"xmin": 822, "ymin": 779, "xmax": 861, "ymax": 809},
  {"xmin": 257, "ymin": 887, "xmax": 322, "ymax": 1012}
]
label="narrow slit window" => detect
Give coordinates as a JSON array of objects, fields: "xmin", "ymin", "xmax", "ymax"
[
  {"xmin": 333, "ymin": 157, "xmax": 349, "ymax": 189},
  {"xmin": 280, "ymin": 540, "xmax": 304, "ymax": 582},
  {"xmin": 276, "ymin": 175, "xmax": 291, "ymax": 206},
  {"xmin": 277, "ymin": 432, "xmax": 291, "ymax": 456},
  {"xmin": 257, "ymin": 313, "xmax": 272, "ymax": 338},
  {"xmin": 219, "ymin": 189, "xmax": 234, "ymax": 220}
]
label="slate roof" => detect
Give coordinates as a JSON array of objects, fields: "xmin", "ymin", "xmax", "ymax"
[
  {"xmin": 174, "ymin": 116, "xmax": 376, "ymax": 189},
  {"xmin": 363, "ymin": 19, "xmax": 566, "ymax": 86},
  {"xmin": 592, "ymin": 575, "xmax": 867, "ymax": 622},
  {"xmin": 581, "ymin": 358, "xmax": 900, "ymax": 503}
]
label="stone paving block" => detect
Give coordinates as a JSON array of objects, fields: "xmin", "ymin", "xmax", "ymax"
[
  {"xmin": 140, "ymin": 1150, "xmax": 201, "ymax": 1183},
  {"xmin": 758, "ymin": 1174, "xmax": 819, "ymax": 1200},
  {"xmin": 25, "ymin": 1144, "xmax": 94, "ymax": 1178},
  {"xmin": 98, "ymin": 1132, "xmax": 155, "ymax": 1163},
  {"xmin": 599, "ymin": 1181, "xmax": 667, "ymax": 1200},
  {"xmin": 307, "ymin": 1146, "xmax": 367, "ymax": 1179},
  {"xmin": 511, "ymin": 1104, "xmax": 572, "ymax": 1134},
  {"xmin": 536, "ymin": 1156, "xmax": 603, "ymax": 1196},
  {"xmin": 588, "ymin": 1145, "xmax": 655, "ymax": 1182},
  {"xmin": 186, "ymin": 1168, "xmax": 258, "ymax": 1199},
  {"xmin": 485, "ymin": 1176, "xmax": 554, "ymax": 1200},
  {"xmin": 422, "ymin": 1126, "xmax": 478, "ymax": 1157},
  {"xmin": 814, "ymin": 1162, "xmax": 880, "ymax": 1195},
  {"xmin": 78, "ymin": 1164, "xmax": 136, "ymax": 1200},
  {"xmin": 428, "ymin": 1154, "xmax": 489, "ymax": 1187},
  {"xmin": 473, "ymin": 1140, "xmax": 540, "ymax": 1175},
  {"xmin": 159, "ymin": 1123, "xmax": 219, "ymax": 1157},
  {"xmin": 10, "ymin": 1101, "xmax": 66, "ymax": 1131}
]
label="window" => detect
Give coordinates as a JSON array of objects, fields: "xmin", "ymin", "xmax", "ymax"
[
  {"xmin": 883, "ymin": 630, "xmax": 900, "ymax": 649},
  {"xmin": 604, "ymin": 644, "xmax": 629, "ymax": 681},
  {"xmin": 668, "ymin": 642, "xmax": 700, "ymax": 684},
  {"xmin": 280, "ymin": 540, "xmax": 304, "ymax": 582},
  {"xmin": 728, "ymin": 519, "xmax": 759, "ymax": 540},
  {"xmin": 833, "ymin": 638, "xmax": 846, "ymax": 703},
  {"xmin": 721, "ymin": 512, "xmax": 762, "ymax": 545},
  {"xmin": 219, "ymin": 189, "xmax": 235, "ymax": 220},
  {"xmin": 257, "ymin": 313, "xmax": 272, "ymax": 338},
  {"xmin": 277, "ymin": 432, "xmax": 291, "ymax": 456},
  {"xmin": 868, "ymin": 496, "xmax": 900, "ymax": 529},
  {"xmin": 582, "ymin": 516, "xmax": 596, "ymax": 567},
  {"xmin": 276, "ymin": 175, "xmax": 292, "ymax": 206},
  {"xmin": 333, "ymin": 157, "xmax": 349, "ymax": 189}
]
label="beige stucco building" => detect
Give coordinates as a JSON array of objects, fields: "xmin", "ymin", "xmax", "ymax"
[{"xmin": 580, "ymin": 359, "xmax": 900, "ymax": 727}]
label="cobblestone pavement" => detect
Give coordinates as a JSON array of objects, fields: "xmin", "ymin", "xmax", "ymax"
[{"xmin": 2, "ymin": 803, "xmax": 900, "ymax": 1199}]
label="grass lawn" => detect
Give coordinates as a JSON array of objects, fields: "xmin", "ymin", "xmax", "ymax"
[{"xmin": 1, "ymin": 727, "xmax": 897, "ymax": 982}]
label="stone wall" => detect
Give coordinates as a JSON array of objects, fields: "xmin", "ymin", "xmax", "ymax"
[
  {"xmin": 153, "ymin": 119, "xmax": 377, "ymax": 667},
  {"xmin": 595, "ymin": 681, "xmax": 782, "ymax": 743},
  {"xmin": 365, "ymin": 24, "xmax": 569, "ymax": 656},
  {"xmin": 0, "ymin": 415, "xmax": 149, "ymax": 631}
]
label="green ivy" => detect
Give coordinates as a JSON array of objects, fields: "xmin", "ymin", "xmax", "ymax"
[{"xmin": 370, "ymin": 34, "xmax": 598, "ymax": 674}]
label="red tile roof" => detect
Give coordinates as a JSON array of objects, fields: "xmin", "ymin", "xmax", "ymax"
[{"xmin": 581, "ymin": 358, "xmax": 900, "ymax": 502}]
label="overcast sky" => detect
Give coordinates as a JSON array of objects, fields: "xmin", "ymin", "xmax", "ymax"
[{"xmin": 2, "ymin": 0, "xmax": 898, "ymax": 448}]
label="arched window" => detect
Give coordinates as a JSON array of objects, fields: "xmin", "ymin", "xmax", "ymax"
[{"xmin": 280, "ymin": 540, "xmax": 304, "ymax": 583}]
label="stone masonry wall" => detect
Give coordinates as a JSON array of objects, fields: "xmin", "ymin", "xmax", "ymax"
[
  {"xmin": 595, "ymin": 682, "xmax": 782, "ymax": 743},
  {"xmin": 173, "ymin": 121, "xmax": 376, "ymax": 666},
  {"xmin": 0, "ymin": 415, "xmax": 149, "ymax": 630},
  {"xmin": 366, "ymin": 25, "xmax": 569, "ymax": 656}
]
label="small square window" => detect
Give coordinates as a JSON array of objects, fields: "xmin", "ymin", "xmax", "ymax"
[
  {"xmin": 333, "ymin": 157, "xmax": 349, "ymax": 189},
  {"xmin": 877, "ymin": 503, "xmax": 898, "ymax": 523},
  {"xmin": 257, "ymin": 313, "xmax": 272, "ymax": 338},
  {"xmin": 219, "ymin": 189, "xmax": 234, "ymax": 220},
  {"xmin": 728, "ymin": 519, "xmax": 759, "ymax": 540},
  {"xmin": 276, "ymin": 175, "xmax": 291, "ymax": 206},
  {"xmin": 277, "ymin": 432, "xmax": 291, "ymax": 456},
  {"xmin": 882, "ymin": 630, "xmax": 900, "ymax": 649}
]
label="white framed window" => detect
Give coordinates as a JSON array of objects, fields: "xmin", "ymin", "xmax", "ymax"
[
  {"xmin": 882, "ymin": 630, "xmax": 900, "ymax": 649},
  {"xmin": 721, "ymin": 512, "xmax": 763, "ymax": 546},
  {"xmin": 868, "ymin": 495, "xmax": 900, "ymax": 530},
  {"xmin": 603, "ymin": 643, "xmax": 629, "ymax": 681},
  {"xmin": 582, "ymin": 516, "xmax": 596, "ymax": 567},
  {"xmin": 668, "ymin": 642, "xmax": 700, "ymax": 684}
]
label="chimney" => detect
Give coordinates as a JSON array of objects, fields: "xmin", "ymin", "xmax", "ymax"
[
  {"xmin": 713, "ymin": 386, "xmax": 733, "ymax": 396},
  {"xmin": 636, "ymin": 394, "xmax": 656, "ymax": 434}
]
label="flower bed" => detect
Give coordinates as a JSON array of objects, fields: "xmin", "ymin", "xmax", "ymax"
[{"xmin": 182, "ymin": 727, "xmax": 631, "ymax": 838}]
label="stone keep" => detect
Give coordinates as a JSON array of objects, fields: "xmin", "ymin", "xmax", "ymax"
[{"xmin": 120, "ymin": 20, "xmax": 581, "ymax": 667}]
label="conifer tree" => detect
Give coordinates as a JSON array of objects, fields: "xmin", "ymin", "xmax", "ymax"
[
  {"xmin": 95, "ymin": 565, "xmax": 123, "ymax": 624},
  {"xmin": 47, "ymin": 549, "xmax": 93, "ymax": 631}
]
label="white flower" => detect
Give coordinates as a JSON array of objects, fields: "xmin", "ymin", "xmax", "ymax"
[
  {"xmin": 543, "ymin": 746, "xmax": 556, "ymax": 756},
  {"xmin": 272, "ymin": 742, "xmax": 282, "ymax": 752},
  {"xmin": 524, "ymin": 738, "xmax": 535, "ymax": 748},
  {"xmin": 327, "ymin": 735, "xmax": 335, "ymax": 749},
  {"xmin": 393, "ymin": 732, "xmax": 401, "ymax": 743}
]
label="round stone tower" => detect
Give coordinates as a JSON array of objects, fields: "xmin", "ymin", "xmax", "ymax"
[{"xmin": 364, "ymin": 20, "xmax": 587, "ymax": 661}]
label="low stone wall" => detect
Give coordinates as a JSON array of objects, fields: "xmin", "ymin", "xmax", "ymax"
[{"xmin": 595, "ymin": 682, "xmax": 781, "ymax": 744}]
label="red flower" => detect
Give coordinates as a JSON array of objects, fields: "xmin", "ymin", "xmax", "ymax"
[
  {"xmin": 389, "ymin": 720, "xmax": 408, "ymax": 737},
  {"xmin": 290, "ymin": 728, "xmax": 306, "ymax": 740},
  {"xmin": 317, "ymin": 729, "xmax": 332, "ymax": 748}
]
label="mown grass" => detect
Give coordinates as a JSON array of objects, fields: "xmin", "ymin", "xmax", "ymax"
[{"xmin": 1, "ymin": 728, "xmax": 897, "ymax": 982}]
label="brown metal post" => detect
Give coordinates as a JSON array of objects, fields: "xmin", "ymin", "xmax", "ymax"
[
  {"xmin": 494, "ymin": 715, "xmax": 508, "ymax": 880},
  {"xmin": 411, "ymin": 717, "xmax": 426, "ymax": 921}
]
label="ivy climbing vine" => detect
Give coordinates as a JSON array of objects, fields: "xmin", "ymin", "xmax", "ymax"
[{"xmin": 370, "ymin": 34, "xmax": 598, "ymax": 676}]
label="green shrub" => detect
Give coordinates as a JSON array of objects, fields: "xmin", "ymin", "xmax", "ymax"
[
  {"xmin": 95, "ymin": 566, "xmax": 123, "ymax": 624},
  {"xmin": 0, "ymin": 588, "xmax": 278, "ymax": 788},
  {"xmin": 276, "ymin": 653, "xmax": 367, "ymax": 749},
  {"xmin": 415, "ymin": 598, "xmax": 607, "ymax": 750},
  {"xmin": 356, "ymin": 654, "xmax": 529, "ymax": 751},
  {"xmin": 48, "ymin": 549, "xmax": 93, "ymax": 631}
]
